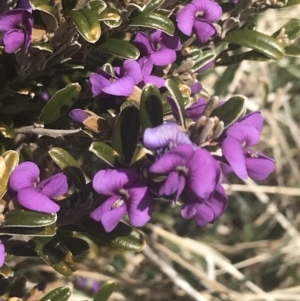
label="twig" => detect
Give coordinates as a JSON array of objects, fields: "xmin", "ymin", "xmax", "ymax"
[{"xmin": 143, "ymin": 245, "xmax": 210, "ymax": 301}]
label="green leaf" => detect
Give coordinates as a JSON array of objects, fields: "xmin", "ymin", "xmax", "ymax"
[
  {"xmin": 111, "ymin": 101, "xmax": 140, "ymax": 165},
  {"xmin": 145, "ymin": 0, "xmax": 164, "ymax": 10},
  {"xmin": 0, "ymin": 264, "xmax": 13, "ymax": 278},
  {"xmin": 59, "ymin": 237, "xmax": 90, "ymax": 256},
  {"xmin": 223, "ymin": 29, "xmax": 285, "ymax": 60},
  {"xmin": 130, "ymin": 11, "xmax": 175, "ymax": 35},
  {"xmin": 285, "ymin": 45, "xmax": 300, "ymax": 56},
  {"xmin": 191, "ymin": 49, "xmax": 216, "ymax": 72},
  {"xmin": 89, "ymin": 0, "xmax": 107, "ymax": 15},
  {"xmin": 165, "ymin": 78, "xmax": 186, "ymax": 128},
  {"xmin": 39, "ymin": 286, "xmax": 72, "ymax": 301},
  {"xmin": 3, "ymin": 209, "xmax": 57, "ymax": 228},
  {"xmin": 89, "ymin": 141, "xmax": 120, "ymax": 167},
  {"xmin": 49, "ymin": 147, "xmax": 86, "ymax": 191},
  {"xmin": 140, "ymin": 84, "xmax": 163, "ymax": 132},
  {"xmin": 31, "ymin": 0, "xmax": 59, "ymax": 31},
  {"xmin": 211, "ymin": 95, "xmax": 247, "ymax": 128},
  {"xmin": 98, "ymin": 8, "xmax": 122, "ymax": 28},
  {"xmin": 39, "ymin": 83, "xmax": 81, "ymax": 124},
  {"xmin": 30, "ymin": 237, "xmax": 77, "ymax": 276},
  {"xmin": 0, "ymin": 223, "xmax": 56, "ymax": 236},
  {"xmin": 96, "ymin": 38, "xmax": 140, "ymax": 59},
  {"xmin": 285, "ymin": 0, "xmax": 300, "ymax": 6},
  {"xmin": 69, "ymin": 8, "xmax": 101, "ymax": 43},
  {"xmin": 0, "ymin": 150, "xmax": 19, "ymax": 198},
  {"xmin": 272, "ymin": 19, "xmax": 300, "ymax": 41},
  {"xmin": 94, "ymin": 281, "xmax": 115, "ymax": 301}
]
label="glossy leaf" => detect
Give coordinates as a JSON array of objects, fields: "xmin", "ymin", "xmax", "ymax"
[
  {"xmin": 61, "ymin": 237, "xmax": 90, "ymax": 256},
  {"xmin": 0, "ymin": 150, "xmax": 19, "ymax": 198},
  {"xmin": 3, "ymin": 209, "xmax": 57, "ymax": 228},
  {"xmin": 39, "ymin": 286, "xmax": 72, "ymax": 301},
  {"xmin": 97, "ymin": 38, "xmax": 140, "ymax": 59},
  {"xmin": 89, "ymin": 141, "xmax": 120, "ymax": 167},
  {"xmin": 111, "ymin": 101, "xmax": 140, "ymax": 165},
  {"xmin": 89, "ymin": 0, "xmax": 107, "ymax": 15},
  {"xmin": 94, "ymin": 281, "xmax": 115, "ymax": 301},
  {"xmin": 140, "ymin": 84, "xmax": 163, "ymax": 132},
  {"xmin": 30, "ymin": 237, "xmax": 77, "ymax": 276},
  {"xmin": 130, "ymin": 11, "xmax": 175, "ymax": 35},
  {"xmin": 211, "ymin": 95, "xmax": 247, "ymax": 128},
  {"xmin": 192, "ymin": 49, "xmax": 216, "ymax": 72},
  {"xmin": 49, "ymin": 147, "xmax": 86, "ymax": 191},
  {"xmin": 98, "ymin": 8, "xmax": 122, "ymax": 28},
  {"xmin": 39, "ymin": 83, "xmax": 81, "ymax": 124},
  {"xmin": 165, "ymin": 78, "xmax": 186, "ymax": 128},
  {"xmin": 145, "ymin": 0, "xmax": 164, "ymax": 10},
  {"xmin": 272, "ymin": 19, "xmax": 300, "ymax": 41},
  {"xmin": 223, "ymin": 29, "xmax": 285, "ymax": 60},
  {"xmin": 0, "ymin": 223, "xmax": 56, "ymax": 236},
  {"xmin": 0, "ymin": 264, "xmax": 13, "ymax": 278},
  {"xmin": 69, "ymin": 8, "xmax": 101, "ymax": 43},
  {"xmin": 285, "ymin": 45, "xmax": 300, "ymax": 56}
]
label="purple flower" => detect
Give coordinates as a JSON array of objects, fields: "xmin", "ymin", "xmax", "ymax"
[
  {"xmin": 90, "ymin": 60, "xmax": 142, "ymax": 97},
  {"xmin": 9, "ymin": 162, "xmax": 68, "ymax": 213},
  {"xmin": 221, "ymin": 112, "xmax": 275, "ymax": 180},
  {"xmin": 176, "ymin": 0, "xmax": 222, "ymax": 43},
  {"xmin": 133, "ymin": 30, "xmax": 181, "ymax": 66},
  {"xmin": 91, "ymin": 169, "xmax": 153, "ymax": 232},
  {"xmin": 69, "ymin": 109, "xmax": 89, "ymax": 123},
  {"xmin": 143, "ymin": 122, "xmax": 193, "ymax": 151},
  {"xmin": 0, "ymin": 8, "xmax": 33, "ymax": 53},
  {"xmin": 0, "ymin": 240, "xmax": 5, "ymax": 268},
  {"xmin": 139, "ymin": 57, "xmax": 165, "ymax": 88}
]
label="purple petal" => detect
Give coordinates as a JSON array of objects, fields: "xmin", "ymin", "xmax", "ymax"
[
  {"xmin": 102, "ymin": 76, "xmax": 135, "ymax": 96},
  {"xmin": 90, "ymin": 73, "xmax": 111, "ymax": 96},
  {"xmin": 192, "ymin": 0, "xmax": 222, "ymax": 21},
  {"xmin": 176, "ymin": 3, "xmax": 196, "ymax": 36},
  {"xmin": 91, "ymin": 195, "xmax": 120, "ymax": 221},
  {"xmin": 3, "ymin": 30, "xmax": 25, "ymax": 53},
  {"xmin": 10, "ymin": 162, "xmax": 39, "ymax": 191},
  {"xmin": 151, "ymin": 47, "xmax": 177, "ymax": 66},
  {"xmin": 69, "ymin": 109, "xmax": 89, "ymax": 123},
  {"xmin": 194, "ymin": 202, "xmax": 214, "ymax": 226},
  {"xmin": 93, "ymin": 169, "xmax": 129, "ymax": 195},
  {"xmin": 132, "ymin": 32, "xmax": 153, "ymax": 57},
  {"xmin": 226, "ymin": 124, "xmax": 260, "ymax": 147},
  {"xmin": 0, "ymin": 240, "xmax": 5, "ymax": 268},
  {"xmin": 193, "ymin": 20, "xmax": 216, "ymax": 43},
  {"xmin": 128, "ymin": 184, "xmax": 153, "ymax": 227},
  {"xmin": 222, "ymin": 137, "xmax": 248, "ymax": 179},
  {"xmin": 186, "ymin": 148, "xmax": 220, "ymax": 199},
  {"xmin": 190, "ymin": 82, "xmax": 202, "ymax": 95},
  {"xmin": 18, "ymin": 187, "xmax": 60, "ymax": 213},
  {"xmin": 206, "ymin": 184, "xmax": 228, "ymax": 219},
  {"xmin": 181, "ymin": 201, "xmax": 197, "ymax": 219},
  {"xmin": 143, "ymin": 75, "xmax": 165, "ymax": 88},
  {"xmin": 37, "ymin": 173, "xmax": 68, "ymax": 198},
  {"xmin": 149, "ymin": 30, "xmax": 163, "ymax": 44},
  {"xmin": 197, "ymin": 59, "xmax": 215, "ymax": 73},
  {"xmin": 159, "ymin": 171, "xmax": 186, "ymax": 200},
  {"xmin": 161, "ymin": 32, "xmax": 182, "ymax": 51},
  {"xmin": 0, "ymin": 10, "xmax": 24, "ymax": 31},
  {"xmin": 143, "ymin": 122, "xmax": 192, "ymax": 150},
  {"xmin": 186, "ymin": 97, "xmax": 207, "ymax": 121},
  {"xmin": 150, "ymin": 144, "xmax": 194, "ymax": 174},
  {"xmin": 245, "ymin": 151, "xmax": 275, "ymax": 181},
  {"xmin": 122, "ymin": 60, "xmax": 142, "ymax": 84},
  {"xmin": 139, "ymin": 57, "xmax": 153, "ymax": 77},
  {"xmin": 101, "ymin": 203, "xmax": 127, "ymax": 232},
  {"xmin": 17, "ymin": 0, "xmax": 32, "ymax": 12},
  {"xmin": 239, "ymin": 112, "xmax": 263, "ymax": 133}
]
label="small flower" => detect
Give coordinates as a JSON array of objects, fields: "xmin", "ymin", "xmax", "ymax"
[
  {"xmin": 0, "ymin": 7, "xmax": 33, "ymax": 53},
  {"xmin": 91, "ymin": 169, "xmax": 153, "ymax": 232},
  {"xmin": 90, "ymin": 60, "xmax": 142, "ymax": 97},
  {"xmin": 9, "ymin": 162, "xmax": 68, "ymax": 213},
  {"xmin": 221, "ymin": 112, "xmax": 275, "ymax": 180},
  {"xmin": 0, "ymin": 240, "xmax": 5, "ymax": 268},
  {"xmin": 69, "ymin": 109, "xmax": 89, "ymax": 123},
  {"xmin": 176, "ymin": 0, "xmax": 222, "ymax": 43},
  {"xmin": 139, "ymin": 57, "xmax": 165, "ymax": 88},
  {"xmin": 133, "ymin": 30, "xmax": 181, "ymax": 66}
]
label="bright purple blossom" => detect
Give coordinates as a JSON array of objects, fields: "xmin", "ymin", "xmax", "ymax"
[
  {"xmin": 90, "ymin": 60, "xmax": 142, "ymax": 97},
  {"xmin": 9, "ymin": 162, "xmax": 68, "ymax": 213},
  {"xmin": 0, "ymin": 240, "xmax": 5, "ymax": 268},
  {"xmin": 91, "ymin": 169, "xmax": 153, "ymax": 232},
  {"xmin": 0, "ymin": 7, "xmax": 33, "ymax": 53},
  {"xmin": 69, "ymin": 109, "xmax": 89, "ymax": 123},
  {"xmin": 176, "ymin": 0, "xmax": 222, "ymax": 43},
  {"xmin": 133, "ymin": 30, "xmax": 181, "ymax": 66},
  {"xmin": 221, "ymin": 112, "xmax": 275, "ymax": 180},
  {"xmin": 139, "ymin": 57, "xmax": 165, "ymax": 88}
]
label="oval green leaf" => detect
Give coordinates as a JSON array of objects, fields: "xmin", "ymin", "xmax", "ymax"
[
  {"xmin": 111, "ymin": 101, "xmax": 140, "ymax": 165},
  {"xmin": 223, "ymin": 29, "xmax": 285, "ymax": 60},
  {"xmin": 96, "ymin": 38, "xmax": 140, "ymax": 59},
  {"xmin": 285, "ymin": 0, "xmax": 300, "ymax": 6},
  {"xmin": 140, "ymin": 84, "xmax": 163, "ymax": 132},
  {"xmin": 30, "ymin": 237, "xmax": 77, "ymax": 276},
  {"xmin": 69, "ymin": 8, "xmax": 101, "ymax": 43},
  {"xmin": 59, "ymin": 237, "xmax": 90, "ymax": 256},
  {"xmin": 130, "ymin": 11, "xmax": 175, "ymax": 35},
  {"xmin": 0, "ymin": 150, "xmax": 19, "ymax": 198},
  {"xmin": 285, "ymin": 45, "xmax": 300, "ymax": 56},
  {"xmin": 40, "ymin": 286, "xmax": 72, "ymax": 301},
  {"xmin": 89, "ymin": 0, "xmax": 107, "ymax": 15},
  {"xmin": 89, "ymin": 141, "xmax": 120, "ymax": 167},
  {"xmin": 39, "ymin": 83, "xmax": 81, "ymax": 124},
  {"xmin": 192, "ymin": 49, "xmax": 216, "ymax": 72},
  {"xmin": 211, "ymin": 95, "xmax": 247, "ymax": 128},
  {"xmin": 98, "ymin": 8, "xmax": 122, "ymax": 28},
  {"xmin": 94, "ymin": 281, "xmax": 115, "ymax": 301},
  {"xmin": 145, "ymin": 0, "xmax": 164, "ymax": 11},
  {"xmin": 165, "ymin": 78, "xmax": 186, "ymax": 128},
  {"xmin": 48, "ymin": 147, "xmax": 86, "ymax": 191},
  {"xmin": 3, "ymin": 209, "xmax": 57, "ymax": 228},
  {"xmin": 0, "ymin": 223, "xmax": 56, "ymax": 236}
]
